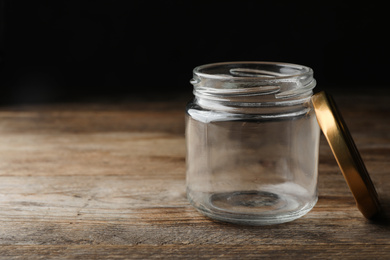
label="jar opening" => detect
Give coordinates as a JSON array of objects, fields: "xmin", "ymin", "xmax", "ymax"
[
  {"xmin": 190, "ymin": 61, "xmax": 316, "ymax": 115},
  {"xmin": 193, "ymin": 61, "xmax": 312, "ymax": 82}
]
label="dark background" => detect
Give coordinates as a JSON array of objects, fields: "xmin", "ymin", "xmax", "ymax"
[{"xmin": 0, "ymin": 1, "xmax": 389, "ymax": 104}]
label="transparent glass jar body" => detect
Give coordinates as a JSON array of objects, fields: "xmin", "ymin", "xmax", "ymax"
[{"xmin": 186, "ymin": 62, "xmax": 320, "ymax": 225}]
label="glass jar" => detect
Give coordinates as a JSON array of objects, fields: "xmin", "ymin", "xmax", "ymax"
[{"xmin": 185, "ymin": 62, "xmax": 320, "ymax": 225}]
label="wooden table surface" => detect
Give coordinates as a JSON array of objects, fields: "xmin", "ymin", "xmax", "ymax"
[{"xmin": 0, "ymin": 90, "xmax": 389, "ymax": 259}]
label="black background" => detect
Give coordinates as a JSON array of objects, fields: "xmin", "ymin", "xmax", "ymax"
[{"xmin": 0, "ymin": 1, "xmax": 389, "ymax": 104}]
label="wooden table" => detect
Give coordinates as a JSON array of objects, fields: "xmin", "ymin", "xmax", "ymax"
[{"xmin": 0, "ymin": 91, "xmax": 389, "ymax": 259}]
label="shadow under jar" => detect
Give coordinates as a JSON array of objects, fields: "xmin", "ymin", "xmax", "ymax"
[{"xmin": 186, "ymin": 62, "xmax": 320, "ymax": 225}]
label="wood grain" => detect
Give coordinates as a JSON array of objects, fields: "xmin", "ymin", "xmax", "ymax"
[{"xmin": 0, "ymin": 93, "xmax": 389, "ymax": 259}]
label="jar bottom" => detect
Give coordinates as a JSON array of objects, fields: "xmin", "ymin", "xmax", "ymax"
[{"xmin": 187, "ymin": 187, "xmax": 317, "ymax": 225}]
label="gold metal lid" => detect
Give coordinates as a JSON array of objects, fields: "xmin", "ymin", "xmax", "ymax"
[{"xmin": 311, "ymin": 91, "xmax": 381, "ymax": 219}]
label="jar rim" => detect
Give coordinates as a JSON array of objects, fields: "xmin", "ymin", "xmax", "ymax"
[{"xmin": 193, "ymin": 61, "xmax": 313, "ymax": 81}]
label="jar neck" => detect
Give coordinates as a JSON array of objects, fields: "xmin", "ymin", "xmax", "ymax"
[{"xmin": 191, "ymin": 62, "xmax": 316, "ymax": 116}]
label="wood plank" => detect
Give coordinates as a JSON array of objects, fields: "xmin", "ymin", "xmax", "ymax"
[
  {"xmin": 1, "ymin": 244, "xmax": 390, "ymax": 259},
  {"xmin": 0, "ymin": 93, "xmax": 389, "ymax": 258}
]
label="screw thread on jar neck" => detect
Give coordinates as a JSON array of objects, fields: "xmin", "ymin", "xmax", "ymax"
[{"xmin": 190, "ymin": 62, "xmax": 316, "ymax": 115}]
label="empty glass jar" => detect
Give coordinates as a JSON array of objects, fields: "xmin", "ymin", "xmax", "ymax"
[{"xmin": 186, "ymin": 62, "xmax": 320, "ymax": 225}]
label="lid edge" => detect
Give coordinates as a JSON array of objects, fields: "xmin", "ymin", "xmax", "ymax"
[{"xmin": 311, "ymin": 91, "xmax": 381, "ymax": 219}]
